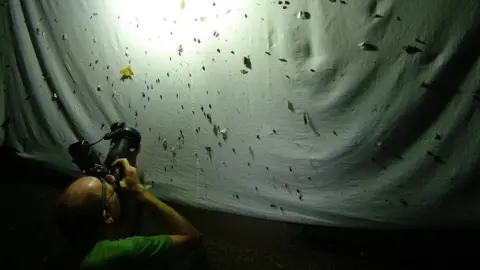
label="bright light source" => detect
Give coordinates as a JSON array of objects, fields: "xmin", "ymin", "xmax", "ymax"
[{"xmin": 112, "ymin": 0, "xmax": 245, "ymax": 53}]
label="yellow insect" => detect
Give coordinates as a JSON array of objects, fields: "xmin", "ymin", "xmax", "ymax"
[{"xmin": 120, "ymin": 65, "xmax": 134, "ymax": 78}]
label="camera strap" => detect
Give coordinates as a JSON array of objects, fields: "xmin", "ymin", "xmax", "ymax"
[{"xmin": 100, "ymin": 178, "xmax": 109, "ymax": 210}]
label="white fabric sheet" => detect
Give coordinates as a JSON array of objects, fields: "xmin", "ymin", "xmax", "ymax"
[{"xmin": 1, "ymin": 0, "xmax": 480, "ymax": 228}]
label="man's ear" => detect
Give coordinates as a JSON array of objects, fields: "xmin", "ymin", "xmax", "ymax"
[{"xmin": 103, "ymin": 210, "xmax": 114, "ymax": 224}]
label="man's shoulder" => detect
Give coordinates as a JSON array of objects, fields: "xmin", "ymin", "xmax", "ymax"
[
  {"xmin": 80, "ymin": 239, "xmax": 131, "ymax": 269},
  {"xmin": 81, "ymin": 235, "xmax": 173, "ymax": 269},
  {"xmin": 86, "ymin": 236, "xmax": 157, "ymax": 257}
]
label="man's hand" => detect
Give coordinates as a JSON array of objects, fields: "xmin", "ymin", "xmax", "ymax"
[
  {"xmin": 106, "ymin": 158, "xmax": 144, "ymax": 194},
  {"xmin": 107, "ymin": 158, "xmax": 202, "ymax": 256}
]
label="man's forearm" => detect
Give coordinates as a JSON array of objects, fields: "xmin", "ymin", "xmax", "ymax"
[{"xmin": 136, "ymin": 185, "xmax": 201, "ymax": 237}]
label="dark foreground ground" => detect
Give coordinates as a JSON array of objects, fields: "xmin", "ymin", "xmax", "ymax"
[{"xmin": 1, "ymin": 146, "xmax": 479, "ymax": 270}]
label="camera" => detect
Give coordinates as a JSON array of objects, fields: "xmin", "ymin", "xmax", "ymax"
[{"xmin": 68, "ymin": 122, "xmax": 141, "ymax": 184}]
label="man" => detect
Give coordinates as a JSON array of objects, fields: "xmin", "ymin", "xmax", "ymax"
[{"xmin": 56, "ymin": 158, "xmax": 202, "ymax": 269}]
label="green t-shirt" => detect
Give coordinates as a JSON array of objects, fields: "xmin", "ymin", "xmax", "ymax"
[{"xmin": 80, "ymin": 235, "xmax": 173, "ymax": 270}]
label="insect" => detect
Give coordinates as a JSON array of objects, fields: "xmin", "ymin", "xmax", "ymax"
[
  {"xmin": 220, "ymin": 128, "xmax": 228, "ymax": 140},
  {"xmin": 287, "ymin": 101, "xmax": 295, "ymax": 112},
  {"xmin": 403, "ymin": 45, "xmax": 422, "ymax": 54},
  {"xmin": 249, "ymin": 147, "xmax": 255, "ymax": 159},
  {"xmin": 120, "ymin": 65, "xmax": 134, "ymax": 79},
  {"xmin": 303, "ymin": 112, "xmax": 309, "ymax": 125},
  {"xmin": 243, "ymin": 56, "xmax": 252, "ymax": 69},
  {"xmin": 162, "ymin": 139, "xmax": 168, "ymax": 150},
  {"xmin": 358, "ymin": 42, "xmax": 378, "ymax": 51}
]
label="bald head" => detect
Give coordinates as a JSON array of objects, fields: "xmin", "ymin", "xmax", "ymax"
[
  {"xmin": 56, "ymin": 176, "xmax": 120, "ymax": 246},
  {"xmin": 62, "ymin": 177, "xmax": 104, "ymax": 204}
]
